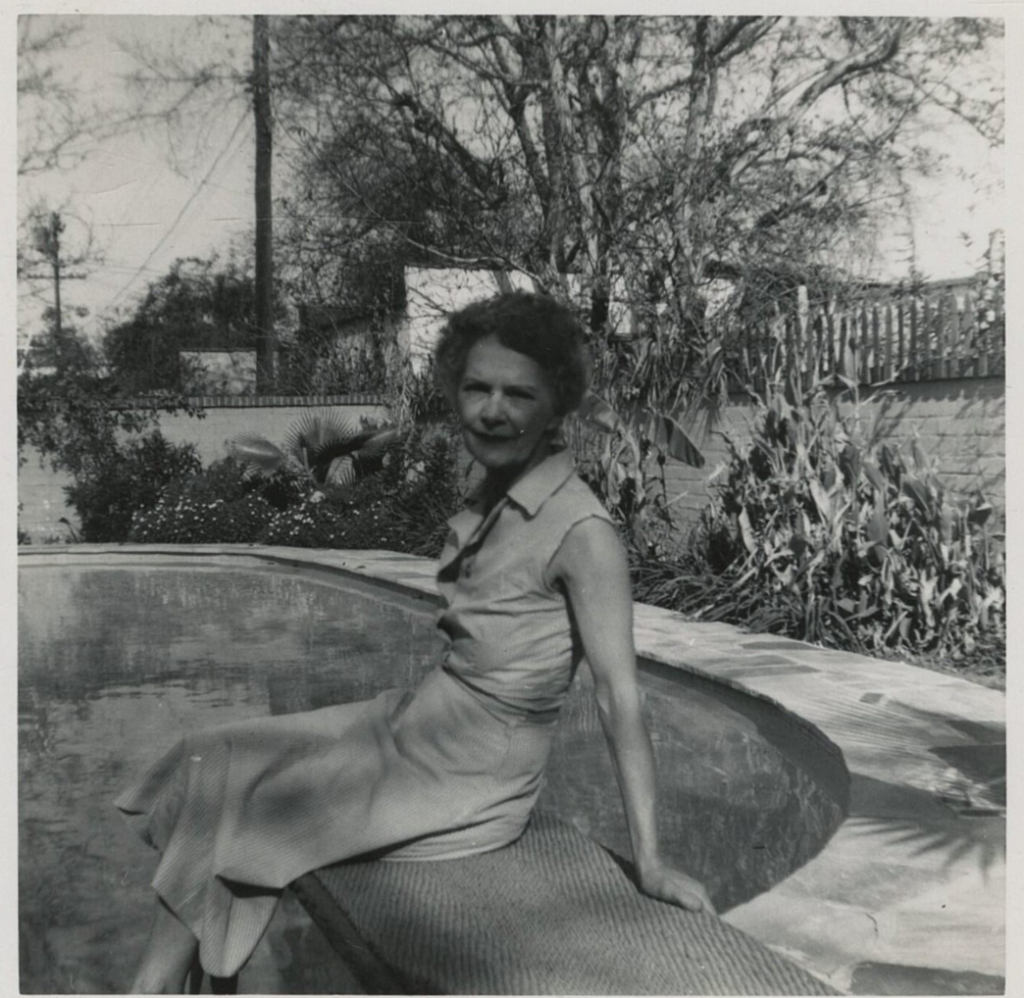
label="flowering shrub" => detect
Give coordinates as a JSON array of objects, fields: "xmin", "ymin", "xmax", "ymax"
[
  {"xmin": 130, "ymin": 492, "xmax": 276, "ymax": 544},
  {"xmin": 127, "ymin": 427, "xmax": 464, "ymax": 557},
  {"xmin": 259, "ymin": 491, "xmax": 343, "ymax": 547},
  {"xmin": 313, "ymin": 476, "xmax": 413, "ymax": 552},
  {"xmin": 129, "ymin": 457, "xmax": 275, "ymax": 543}
]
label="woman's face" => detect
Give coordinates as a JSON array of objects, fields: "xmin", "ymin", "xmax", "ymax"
[{"xmin": 457, "ymin": 335, "xmax": 561, "ymax": 482}]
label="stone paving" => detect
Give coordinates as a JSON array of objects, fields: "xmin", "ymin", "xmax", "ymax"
[
  {"xmin": 24, "ymin": 544, "xmax": 1007, "ymax": 994},
  {"xmin": 630, "ymin": 604, "xmax": 1006, "ymax": 994}
]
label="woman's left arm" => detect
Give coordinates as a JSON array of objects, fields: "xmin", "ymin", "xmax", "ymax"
[{"xmin": 552, "ymin": 517, "xmax": 716, "ymax": 915}]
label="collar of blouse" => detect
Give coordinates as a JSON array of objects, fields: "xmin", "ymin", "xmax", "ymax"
[{"xmin": 443, "ymin": 447, "xmax": 576, "ymax": 560}]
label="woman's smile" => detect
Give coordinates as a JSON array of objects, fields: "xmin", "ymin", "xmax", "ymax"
[
  {"xmin": 470, "ymin": 429, "xmax": 517, "ymax": 441},
  {"xmin": 458, "ymin": 335, "xmax": 561, "ymax": 483}
]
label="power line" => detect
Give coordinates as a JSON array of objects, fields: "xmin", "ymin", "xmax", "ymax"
[{"xmin": 104, "ymin": 109, "xmax": 251, "ymax": 313}]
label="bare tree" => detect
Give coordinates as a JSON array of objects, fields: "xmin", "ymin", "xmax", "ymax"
[
  {"xmin": 17, "ymin": 16, "xmax": 94, "ymax": 175},
  {"xmin": 96, "ymin": 15, "xmax": 1002, "ymax": 418},
  {"xmin": 112, "ymin": 15, "xmax": 251, "ymax": 173},
  {"xmin": 269, "ymin": 15, "xmax": 1002, "ymax": 412}
]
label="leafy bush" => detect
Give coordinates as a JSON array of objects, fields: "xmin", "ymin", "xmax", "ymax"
[
  {"xmin": 381, "ymin": 442, "xmax": 465, "ymax": 557},
  {"xmin": 159, "ymin": 455, "xmax": 307, "ymax": 514},
  {"xmin": 160, "ymin": 456, "xmax": 251, "ymax": 506},
  {"xmin": 18, "ymin": 361, "xmax": 202, "ymax": 479},
  {"xmin": 634, "ymin": 388, "xmax": 1005, "ymax": 665},
  {"xmin": 129, "ymin": 458, "xmax": 277, "ymax": 543},
  {"xmin": 126, "ymin": 427, "xmax": 465, "ymax": 556},
  {"xmin": 251, "ymin": 469, "xmax": 310, "ymax": 511},
  {"xmin": 350, "ymin": 434, "xmax": 462, "ymax": 555},
  {"xmin": 64, "ymin": 431, "xmax": 202, "ymax": 542},
  {"xmin": 567, "ymin": 394, "xmax": 705, "ymax": 561},
  {"xmin": 256, "ymin": 428, "xmax": 463, "ymax": 557}
]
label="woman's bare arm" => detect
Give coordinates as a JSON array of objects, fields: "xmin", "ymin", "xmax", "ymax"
[{"xmin": 551, "ymin": 517, "xmax": 715, "ymax": 915}]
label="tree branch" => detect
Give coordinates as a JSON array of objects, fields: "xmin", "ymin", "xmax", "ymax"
[
  {"xmin": 390, "ymin": 91, "xmax": 503, "ymax": 202},
  {"xmin": 489, "ymin": 35, "xmax": 552, "ymax": 213},
  {"xmin": 795, "ymin": 25, "xmax": 904, "ymax": 108},
  {"xmin": 708, "ymin": 16, "xmax": 778, "ymax": 62}
]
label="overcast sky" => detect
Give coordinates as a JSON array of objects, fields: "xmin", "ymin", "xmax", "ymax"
[
  {"xmin": 13, "ymin": 11, "xmax": 1008, "ymax": 348},
  {"xmin": 16, "ymin": 15, "xmax": 255, "ymax": 345}
]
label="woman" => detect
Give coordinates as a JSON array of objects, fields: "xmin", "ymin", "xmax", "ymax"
[{"xmin": 119, "ymin": 291, "xmax": 713, "ymax": 993}]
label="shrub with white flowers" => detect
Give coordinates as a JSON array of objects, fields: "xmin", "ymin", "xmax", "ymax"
[
  {"xmin": 130, "ymin": 491, "xmax": 275, "ymax": 544},
  {"xmin": 127, "ymin": 429, "xmax": 464, "ymax": 556}
]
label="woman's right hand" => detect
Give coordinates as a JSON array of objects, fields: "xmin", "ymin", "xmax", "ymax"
[{"xmin": 637, "ymin": 861, "xmax": 717, "ymax": 916}]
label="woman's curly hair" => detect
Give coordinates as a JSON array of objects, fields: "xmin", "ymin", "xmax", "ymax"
[{"xmin": 434, "ymin": 290, "xmax": 591, "ymax": 416}]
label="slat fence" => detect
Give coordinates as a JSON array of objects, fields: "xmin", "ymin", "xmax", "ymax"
[{"xmin": 728, "ymin": 280, "xmax": 1005, "ymax": 394}]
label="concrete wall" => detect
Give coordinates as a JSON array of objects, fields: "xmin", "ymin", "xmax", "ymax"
[
  {"xmin": 18, "ymin": 454, "xmax": 76, "ymax": 542},
  {"xmin": 148, "ymin": 398, "xmax": 386, "ymax": 466},
  {"xmin": 664, "ymin": 377, "xmax": 1005, "ymax": 535},
  {"xmin": 18, "ymin": 396, "xmax": 386, "ymax": 543},
  {"xmin": 18, "ymin": 379, "xmax": 1004, "ymax": 544}
]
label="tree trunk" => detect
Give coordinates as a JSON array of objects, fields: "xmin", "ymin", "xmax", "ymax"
[{"xmin": 253, "ymin": 15, "xmax": 276, "ymax": 391}]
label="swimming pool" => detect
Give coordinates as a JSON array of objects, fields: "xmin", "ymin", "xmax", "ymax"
[{"xmin": 18, "ymin": 553, "xmax": 848, "ymax": 993}]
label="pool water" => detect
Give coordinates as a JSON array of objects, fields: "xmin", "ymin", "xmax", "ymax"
[{"xmin": 19, "ymin": 558, "xmax": 847, "ymax": 994}]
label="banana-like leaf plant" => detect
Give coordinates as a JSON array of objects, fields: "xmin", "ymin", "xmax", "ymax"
[
  {"xmin": 231, "ymin": 409, "xmax": 401, "ymax": 488},
  {"xmin": 573, "ymin": 391, "xmax": 705, "ymax": 551},
  {"xmin": 577, "ymin": 392, "xmax": 705, "ymax": 468}
]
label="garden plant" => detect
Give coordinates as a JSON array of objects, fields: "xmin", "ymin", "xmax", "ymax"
[
  {"xmin": 230, "ymin": 408, "xmax": 401, "ymax": 488},
  {"xmin": 630, "ymin": 374, "xmax": 1005, "ymax": 682}
]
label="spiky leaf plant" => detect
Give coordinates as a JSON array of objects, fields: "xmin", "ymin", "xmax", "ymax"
[{"xmin": 231, "ymin": 409, "xmax": 400, "ymax": 487}]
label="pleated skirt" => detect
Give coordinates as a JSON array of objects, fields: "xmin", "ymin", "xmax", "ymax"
[{"xmin": 115, "ymin": 666, "xmax": 555, "ymax": 977}]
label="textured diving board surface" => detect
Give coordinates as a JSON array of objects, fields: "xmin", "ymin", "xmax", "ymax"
[{"xmin": 292, "ymin": 811, "xmax": 837, "ymax": 995}]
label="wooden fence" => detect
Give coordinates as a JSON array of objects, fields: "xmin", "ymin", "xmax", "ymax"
[{"xmin": 729, "ymin": 280, "xmax": 1005, "ymax": 393}]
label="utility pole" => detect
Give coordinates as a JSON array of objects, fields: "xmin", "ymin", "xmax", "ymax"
[
  {"xmin": 23, "ymin": 210, "xmax": 89, "ymax": 371},
  {"xmin": 253, "ymin": 15, "xmax": 275, "ymax": 391}
]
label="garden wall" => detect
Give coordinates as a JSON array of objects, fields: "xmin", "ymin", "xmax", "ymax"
[
  {"xmin": 18, "ymin": 395, "xmax": 386, "ymax": 542},
  {"xmin": 664, "ymin": 377, "xmax": 1005, "ymax": 535},
  {"xmin": 19, "ymin": 379, "xmax": 1004, "ymax": 544}
]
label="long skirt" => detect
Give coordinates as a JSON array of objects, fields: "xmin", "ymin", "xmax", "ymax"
[{"xmin": 116, "ymin": 667, "xmax": 555, "ymax": 977}]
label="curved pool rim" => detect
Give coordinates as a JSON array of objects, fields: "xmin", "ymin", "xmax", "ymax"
[{"xmin": 18, "ymin": 544, "xmax": 1006, "ymax": 995}]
